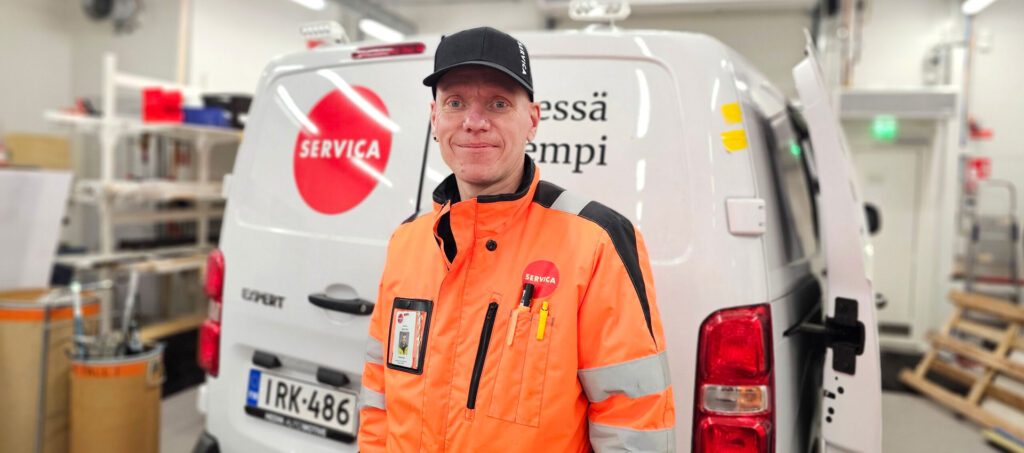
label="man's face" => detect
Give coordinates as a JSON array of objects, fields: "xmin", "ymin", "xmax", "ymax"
[{"xmin": 430, "ymin": 66, "xmax": 540, "ymax": 196}]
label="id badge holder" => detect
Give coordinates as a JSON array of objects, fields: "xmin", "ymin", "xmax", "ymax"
[{"xmin": 386, "ymin": 298, "xmax": 433, "ymax": 375}]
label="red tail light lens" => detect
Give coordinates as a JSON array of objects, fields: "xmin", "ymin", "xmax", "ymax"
[
  {"xmin": 699, "ymin": 306, "xmax": 770, "ymax": 383},
  {"xmin": 696, "ymin": 416, "xmax": 771, "ymax": 453},
  {"xmin": 199, "ymin": 248, "xmax": 224, "ymax": 377},
  {"xmin": 205, "ymin": 249, "xmax": 224, "ymax": 302},
  {"xmin": 198, "ymin": 318, "xmax": 221, "ymax": 377},
  {"xmin": 694, "ymin": 304, "xmax": 774, "ymax": 453},
  {"xmin": 351, "ymin": 42, "xmax": 425, "ymax": 60}
]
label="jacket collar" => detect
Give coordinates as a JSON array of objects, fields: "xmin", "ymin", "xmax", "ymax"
[
  {"xmin": 431, "ymin": 155, "xmax": 537, "ymax": 208},
  {"xmin": 430, "ymin": 157, "xmax": 539, "ymax": 264}
]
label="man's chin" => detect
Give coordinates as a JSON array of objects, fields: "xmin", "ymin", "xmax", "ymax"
[{"xmin": 456, "ymin": 173, "xmax": 499, "ymax": 188}]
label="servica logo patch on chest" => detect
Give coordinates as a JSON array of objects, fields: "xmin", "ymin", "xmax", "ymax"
[
  {"xmin": 523, "ymin": 260, "xmax": 559, "ymax": 298},
  {"xmin": 293, "ymin": 86, "xmax": 392, "ymax": 215}
]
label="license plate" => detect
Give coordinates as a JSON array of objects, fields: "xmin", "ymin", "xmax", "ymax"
[{"xmin": 245, "ymin": 369, "xmax": 358, "ymax": 442}]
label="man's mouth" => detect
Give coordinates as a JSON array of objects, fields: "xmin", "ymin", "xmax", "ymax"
[{"xmin": 454, "ymin": 143, "xmax": 499, "ymax": 149}]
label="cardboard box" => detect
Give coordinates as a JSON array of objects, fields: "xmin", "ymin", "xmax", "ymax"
[
  {"xmin": 70, "ymin": 345, "xmax": 163, "ymax": 453},
  {"xmin": 0, "ymin": 288, "xmax": 100, "ymax": 453},
  {"xmin": 3, "ymin": 133, "xmax": 71, "ymax": 170}
]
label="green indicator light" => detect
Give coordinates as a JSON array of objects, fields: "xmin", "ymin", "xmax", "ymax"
[
  {"xmin": 789, "ymin": 140, "xmax": 802, "ymax": 158},
  {"xmin": 871, "ymin": 114, "xmax": 898, "ymax": 141}
]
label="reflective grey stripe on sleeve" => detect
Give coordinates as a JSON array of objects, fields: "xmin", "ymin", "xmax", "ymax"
[
  {"xmin": 550, "ymin": 189, "xmax": 590, "ymax": 216},
  {"xmin": 589, "ymin": 422, "xmax": 676, "ymax": 453},
  {"xmin": 359, "ymin": 385, "xmax": 386, "ymax": 411},
  {"xmin": 365, "ymin": 336, "xmax": 383, "ymax": 365},
  {"xmin": 578, "ymin": 351, "xmax": 671, "ymax": 403}
]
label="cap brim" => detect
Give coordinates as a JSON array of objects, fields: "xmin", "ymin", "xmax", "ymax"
[{"xmin": 422, "ymin": 60, "xmax": 533, "ymax": 95}]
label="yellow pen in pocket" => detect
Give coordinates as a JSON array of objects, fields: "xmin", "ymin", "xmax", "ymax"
[{"xmin": 536, "ymin": 301, "xmax": 549, "ymax": 340}]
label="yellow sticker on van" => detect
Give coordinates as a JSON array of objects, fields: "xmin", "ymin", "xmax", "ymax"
[
  {"xmin": 721, "ymin": 129, "xmax": 748, "ymax": 152},
  {"xmin": 722, "ymin": 102, "xmax": 743, "ymax": 125}
]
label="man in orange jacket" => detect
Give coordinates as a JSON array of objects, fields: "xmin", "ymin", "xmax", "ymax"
[{"xmin": 358, "ymin": 26, "xmax": 675, "ymax": 452}]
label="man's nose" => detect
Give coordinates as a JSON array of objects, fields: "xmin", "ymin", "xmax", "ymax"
[{"xmin": 462, "ymin": 106, "xmax": 490, "ymax": 132}]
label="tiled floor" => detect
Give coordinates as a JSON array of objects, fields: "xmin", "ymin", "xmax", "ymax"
[
  {"xmin": 161, "ymin": 386, "xmax": 205, "ymax": 453},
  {"xmin": 882, "ymin": 392, "xmax": 1000, "ymax": 453},
  {"xmin": 160, "ymin": 388, "xmax": 1003, "ymax": 452}
]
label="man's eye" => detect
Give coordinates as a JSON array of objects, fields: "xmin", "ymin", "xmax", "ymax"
[
  {"xmin": 493, "ymin": 101, "xmax": 508, "ymax": 109},
  {"xmin": 447, "ymin": 100, "xmax": 462, "ymax": 108}
]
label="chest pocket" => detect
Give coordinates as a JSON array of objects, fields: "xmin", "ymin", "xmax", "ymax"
[{"xmin": 487, "ymin": 307, "xmax": 555, "ymax": 427}]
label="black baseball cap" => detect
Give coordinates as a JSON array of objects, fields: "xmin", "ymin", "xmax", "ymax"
[{"xmin": 423, "ymin": 27, "xmax": 533, "ymax": 101}]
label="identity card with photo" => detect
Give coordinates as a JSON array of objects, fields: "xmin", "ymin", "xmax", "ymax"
[{"xmin": 387, "ymin": 298, "xmax": 433, "ymax": 374}]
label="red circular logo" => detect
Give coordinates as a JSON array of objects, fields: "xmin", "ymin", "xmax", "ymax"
[
  {"xmin": 522, "ymin": 260, "xmax": 559, "ymax": 299},
  {"xmin": 293, "ymin": 86, "xmax": 392, "ymax": 215}
]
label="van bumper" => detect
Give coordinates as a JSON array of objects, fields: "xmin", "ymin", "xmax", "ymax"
[{"xmin": 192, "ymin": 431, "xmax": 220, "ymax": 453}]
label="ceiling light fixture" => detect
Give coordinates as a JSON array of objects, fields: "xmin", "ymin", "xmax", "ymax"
[{"xmin": 962, "ymin": 0, "xmax": 999, "ymax": 15}]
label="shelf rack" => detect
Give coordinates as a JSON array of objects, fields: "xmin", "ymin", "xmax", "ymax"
[{"xmin": 45, "ymin": 52, "xmax": 242, "ymax": 332}]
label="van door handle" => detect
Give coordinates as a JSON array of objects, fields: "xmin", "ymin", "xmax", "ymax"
[{"xmin": 308, "ymin": 293, "xmax": 374, "ymax": 315}]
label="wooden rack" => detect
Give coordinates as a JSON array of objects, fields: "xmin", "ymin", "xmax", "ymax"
[{"xmin": 900, "ymin": 290, "xmax": 1024, "ymax": 440}]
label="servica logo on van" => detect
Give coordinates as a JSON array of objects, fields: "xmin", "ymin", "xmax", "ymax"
[{"xmin": 293, "ymin": 86, "xmax": 392, "ymax": 215}]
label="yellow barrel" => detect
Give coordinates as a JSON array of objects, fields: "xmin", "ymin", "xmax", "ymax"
[
  {"xmin": 70, "ymin": 344, "xmax": 163, "ymax": 453},
  {"xmin": 0, "ymin": 287, "xmax": 100, "ymax": 453}
]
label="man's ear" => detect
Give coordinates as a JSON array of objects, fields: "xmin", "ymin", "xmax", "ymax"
[
  {"xmin": 527, "ymin": 101, "xmax": 540, "ymax": 142},
  {"xmin": 430, "ymin": 99, "xmax": 438, "ymax": 134}
]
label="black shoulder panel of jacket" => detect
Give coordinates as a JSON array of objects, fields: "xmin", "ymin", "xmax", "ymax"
[
  {"xmin": 578, "ymin": 201, "xmax": 654, "ymax": 343},
  {"xmin": 532, "ymin": 180, "xmax": 565, "ymax": 208},
  {"xmin": 531, "ymin": 182, "xmax": 655, "ymax": 343}
]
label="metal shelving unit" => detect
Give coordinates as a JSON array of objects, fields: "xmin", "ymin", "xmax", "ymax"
[{"xmin": 44, "ymin": 52, "xmax": 242, "ymax": 332}]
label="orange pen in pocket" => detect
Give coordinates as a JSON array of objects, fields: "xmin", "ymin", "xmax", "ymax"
[{"xmin": 507, "ymin": 306, "xmax": 528, "ymax": 346}]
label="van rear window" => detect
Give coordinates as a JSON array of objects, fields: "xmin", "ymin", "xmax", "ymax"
[
  {"xmin": 231, "ymin": 59, "xmax": 434, "ymax": 242},
  {"xmin": 765, "ymin": 111, "xmax": 818, "ymax": 261}
]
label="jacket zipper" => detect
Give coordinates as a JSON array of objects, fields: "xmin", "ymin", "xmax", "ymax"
[{"xmin": 467, "ymin": 302, "xmax": 499, "ymax": 410}]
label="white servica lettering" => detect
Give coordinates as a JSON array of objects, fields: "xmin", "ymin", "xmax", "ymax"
[
  {"xmin": 298, "ymin": 139, "xmax": 382, "ymax": 160},
  {"xmin": 518, "ymin": 41, "xmax": 527, "ymax": 76},
  {"xmin": 524, "ymin": 274, "xmax": 556, "ymax": 284}
]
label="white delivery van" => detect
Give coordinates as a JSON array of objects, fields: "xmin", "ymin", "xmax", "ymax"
[{"xmin": 192, "ymin": 25, "xmax": 883, "ymax": 453}]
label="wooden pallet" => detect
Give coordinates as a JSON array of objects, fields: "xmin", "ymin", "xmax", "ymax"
[{"xmin": 899, "ymin": 290, "xmax": 1024, "ymax": 440}]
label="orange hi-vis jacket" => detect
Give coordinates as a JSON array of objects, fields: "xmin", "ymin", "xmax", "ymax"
[{"xmin": 358, "ymin": 157, "xmax": 675, "ymax": 452}]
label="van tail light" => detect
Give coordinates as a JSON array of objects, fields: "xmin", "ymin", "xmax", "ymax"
[
  {"xmin": 694, "ymin": 304, "xmax": 774, "ymax": 453},
  {"xmin": 198, "ymin": 249, "xmax": 224, "ymax": 377},
  {"xmin": 352, "ymin": 42, "xmax": 425, "ymax": 60},
  {"xmin": 205, "ymin": 249, "xmax": 224, "ymax": 303}
]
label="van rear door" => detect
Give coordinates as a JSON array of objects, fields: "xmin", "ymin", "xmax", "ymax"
[
  {"xmin": 215, "ymin": 50, "xmax": 433, "ymax": 451},
  {"xmin": 792, "ymin": 34, "xmax": 883, "ymax": 453}
]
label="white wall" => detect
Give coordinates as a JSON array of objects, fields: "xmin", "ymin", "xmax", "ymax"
[
  {"xmin": 968, "ymin": 0, "xmax": 1024, "ymax": 159},
  {"xmin": 0, "ymin": 0, "xmax": 74, "ymax": 134},
  {"xmin": 854, "ymin": 0, "xmax": 960, "ymax": 88},
  {"xmin": 188, "ymin": 0, "xmax": 343, "ymax": 93},
  {"xmin": 67, "ymin": 0, "xmax": 184, "ymax": 101},
  {"xmin": 0, "ymin": 1, "xmax": 185, "ymax": 133}
]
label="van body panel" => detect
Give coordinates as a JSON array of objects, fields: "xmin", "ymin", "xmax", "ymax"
[{"xmin": 203, "ymin": 28, "xmax": 880, "ymax": 453}]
